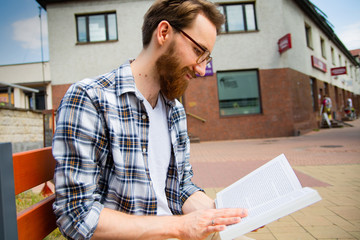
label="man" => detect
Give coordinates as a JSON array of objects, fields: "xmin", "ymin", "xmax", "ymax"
[{"xmin": 52, "ymin": 0, "xmax": 247, "ymax": 239}]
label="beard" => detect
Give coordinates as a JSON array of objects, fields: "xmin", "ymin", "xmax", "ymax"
[{"xmin": 155, "ymin": 41, "xmax": 196, "ymax": 101}]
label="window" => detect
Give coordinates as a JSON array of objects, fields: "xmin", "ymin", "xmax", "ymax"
[
  {"xmin": 345, "ymin": 60, "xmax": 348, "ymax": 75},
  {"xmin": 218, "ymin": 3, "xmax": 257, "ymax": 33},
  {"xmin": 76, "ymin": 12, "xmax": 118, "ymax": 43},
  {"xmin": 339, "ymin": 54, "xmax": 342, "ymax": 66},
  {"xmin": 331, "ymin": 47, "xmax": 335, "ymax": 65},
  {"xmin": 26, "ymin": 89, "xmax": 46, "ymax": 110},
  {"xmin": 305, "ymin": 23, "xmax": 313, "ymax": 49},
  {"xmin": 320, "ymin": 37, "xmax": 326, "ymax": 58},
  {"xmin": 217, "ymin": 70, "xmax": 261, "ymax": 116}
]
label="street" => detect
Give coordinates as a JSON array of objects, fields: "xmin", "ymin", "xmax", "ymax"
[{"xmin": 190, "ymin": 119, "xmax": 360, "ymax": 239}]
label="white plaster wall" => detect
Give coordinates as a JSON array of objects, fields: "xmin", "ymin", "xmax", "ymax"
[
  {"xmin": 47, "ymin": 0, "xmax": 152, "ymax": 85},
  {"xmin": 212, "ymin": 0, "xmax": 286, "ymax": 71},
  {"xmin": 0, "ymin": 62, "xmax": 51, "ymax": 84}
]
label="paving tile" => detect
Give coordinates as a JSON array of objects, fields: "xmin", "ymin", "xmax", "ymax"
[
  {"xmin": 270, "ymin": 232, "xmax": 316, "ymax": 240},
  {"xmin": 267, "ymin": 225, "xmax": 307, "ymax": 234},
  {"xmin": 305, "ymin": 225, "xmax": 354, "ymax": 238},
  {"xmin": 302, "ymin": 205, "xmax": 337, "ymax": 216},
  {"xmin": 326, "ymin": 195, "xmax": 360, "ymax": 206},
  {"xmin": 324, "ymin": 215, "xmax": 360, "ymax": 232},
  {"xmin": 245, "ymin": 232, "xmax": 276, "ymax": 240},
  {"xmin": 348, "ymin": 231, "xmax": 360, "ymax": 239},
  {"xmin": 326, "ymin": 206, "xmax": 360, "ymax": 221},
  {"xmin": 292, "ymin": 214, "xmax": 332, "ymax": 226},
  {"xmin": 266, "ymin": 220, "xmax": 300, "ymax": 228},
  {"xmin": 276, "ymin": 215, "xmax": 295, "ymax": 222}
]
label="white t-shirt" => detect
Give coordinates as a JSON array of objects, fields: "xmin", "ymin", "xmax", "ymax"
[{"xmin": 141, "ymin": 92, "xmax": 172, "ymax": 216}]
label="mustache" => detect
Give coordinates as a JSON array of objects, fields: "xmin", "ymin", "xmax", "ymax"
[{"xmin": 183, "ymin": 68, "xmax": 197, "ymax": 79}]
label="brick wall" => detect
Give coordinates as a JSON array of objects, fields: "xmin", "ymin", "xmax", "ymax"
[
  {"xmin": 52, "ymin": 84, "xmax": 72, "ymax": 109},
  {"xmin": 0, "ymin": 107, "xmax": 43, "ymax": 153},
  {"xmin": 184, "ymin": 68, "xmax": 318, "ymax": 141}
]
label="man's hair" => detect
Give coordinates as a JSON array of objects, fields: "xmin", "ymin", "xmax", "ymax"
[{"xmin": 142, "ymin": 0, "xmax": 225, "ymax": 48}]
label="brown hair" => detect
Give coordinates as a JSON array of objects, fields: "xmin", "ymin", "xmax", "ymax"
[{"xmin": 142, "ymin": 0, "xmax": 225, "ymax": 48}]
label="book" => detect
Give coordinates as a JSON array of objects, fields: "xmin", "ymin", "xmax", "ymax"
[{"xmin": 215, "ymin": 154, "xmax": 322, "ymax": 240}]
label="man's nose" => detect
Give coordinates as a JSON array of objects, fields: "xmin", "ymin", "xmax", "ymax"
[{"xmin": 194, "ymin": 61, "xmax": 207, "ymax": 77}]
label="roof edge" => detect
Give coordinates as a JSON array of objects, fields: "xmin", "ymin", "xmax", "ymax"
[{"xmin": 293, "ymin": 0, "xmax": 359, "ymax": 67}]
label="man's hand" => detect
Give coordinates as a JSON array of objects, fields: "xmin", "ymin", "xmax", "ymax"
[{"xmin": 176, "ymin": 208, "xmax": 248, "ymax": 240}]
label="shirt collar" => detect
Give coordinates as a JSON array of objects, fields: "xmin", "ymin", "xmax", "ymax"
[{"xmin": 115, "ymin": 59, "xmax": 137, "ymax": 97}]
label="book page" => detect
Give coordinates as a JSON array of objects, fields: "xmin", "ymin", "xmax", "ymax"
[
  {"xmin": 220, "ymin": 187, "xmax": 321, "ymax": 239},
  {"xmin": 215, "ymin": 154, "xmax": 322, "ymax": 239},
  {"xmin": 230, "ymin": 187, "xmax": 316, "ymax": 224},
  {"xmin": 216, "ymin": 154, "xmax": 302, "ymax": 210}
]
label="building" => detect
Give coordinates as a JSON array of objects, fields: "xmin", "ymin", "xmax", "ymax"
[
  {"xmin": 16, "ymin": 0, "xmax": 360, "ymax": 141},
  {"xmin": 351, "ymin": 49, "xmax": 360, "ymax": 64},
  {"xmin": 0, "ymin": 62, "xmax": 52, "ymax": 110}
]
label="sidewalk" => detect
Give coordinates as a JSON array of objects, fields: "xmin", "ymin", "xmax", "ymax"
[{"xmin": 190, "ymin": 119, "xmax": 360, "ymax": 240}]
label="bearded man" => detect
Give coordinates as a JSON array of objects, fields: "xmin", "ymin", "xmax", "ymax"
[{"xmin": 52, "ymin": 0, "xmax": 247, "ymax": 239}]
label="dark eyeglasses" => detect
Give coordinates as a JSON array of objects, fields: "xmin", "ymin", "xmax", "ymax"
[{"xmin": 174, "ymin": 27, "xmax": 212, "ymax": 64}]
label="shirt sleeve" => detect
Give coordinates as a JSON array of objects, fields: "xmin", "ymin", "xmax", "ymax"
[
  {"xmin": 52, "ymin": 83, "xmax": 108, "ymax": 239},
  {"xmin": 179, "ymin": 134, "xmax": 204, "ymax": 205},
  {"xmin": 171, "ymin": 104, "xmax": 203, "ymax": 206}
]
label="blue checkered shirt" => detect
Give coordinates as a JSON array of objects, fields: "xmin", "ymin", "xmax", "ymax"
[{"xmin": 52, "ymin": 60, "xmax": 202, "ymax": 240}]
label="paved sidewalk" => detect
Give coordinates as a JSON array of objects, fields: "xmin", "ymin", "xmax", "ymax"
[{"xmin": 190, "ymin": 119, "xmax": 360, "ymax": 240}]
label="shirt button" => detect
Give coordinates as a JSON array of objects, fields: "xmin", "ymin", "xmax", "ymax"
[
  {"xmin": 142, "ymin": 114, "xmax": 147, "ymax": 120},
  {"xmin": 142, "ymin": 147, "xmax": 147, "ymax": 153}
]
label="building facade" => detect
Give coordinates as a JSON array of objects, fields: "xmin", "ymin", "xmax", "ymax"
[
  {"xmin": 0, "ymin": 62, "xmax": 52, "ymax": 110},
  {"xmin": 31, "ymin": 0, "xmax": 360, "ymax": 141}
]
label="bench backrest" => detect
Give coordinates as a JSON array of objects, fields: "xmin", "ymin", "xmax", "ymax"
[{"xmin": 0, "ymin": 143, "xmax": 57, "ymax": 240}]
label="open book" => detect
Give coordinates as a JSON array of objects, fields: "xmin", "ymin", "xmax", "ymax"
[{"xmin": 215, "ymin": 154, "xmax": 322, "ymax": 240}]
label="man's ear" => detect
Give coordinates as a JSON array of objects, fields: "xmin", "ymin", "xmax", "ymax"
[{"xmin": 156, "ymin": 21, "xmax": 172, "ymax": 46}]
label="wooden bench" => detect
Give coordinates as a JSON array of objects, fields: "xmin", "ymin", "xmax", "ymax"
[{"xmin": 0, "ymin": 143, "xmax": 57, "ymax": 240}]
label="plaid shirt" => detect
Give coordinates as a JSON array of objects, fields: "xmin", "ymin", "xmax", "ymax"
[{"xmin": 52, "ymin": 60, "xmax": 202, "ymax": 240}]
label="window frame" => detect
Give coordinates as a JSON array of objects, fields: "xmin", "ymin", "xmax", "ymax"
[
  {"xmin": 338, "ymin": 54, "xmax": 342, "ymax": 66},
  {"xmin": 75, "ymin": 11, "xmax": 118, "ymax": 44},
  {"xmin": 218, "ymin": 2, "xmax": 258, "ymax": 34},
  {"xmin": 216, "ymin": 69, "xmax": 262, "ymax": 117},
  {"xmin": 305, "ymin": 23, "xmax": 313, "ymax": 49},
  {"xmin": 320, "ymin": 37, "xmax": 326, "ymax": 59},
  {"xmin": 331, "ymin": 47, "xmax": 335, "ymax": 65}
]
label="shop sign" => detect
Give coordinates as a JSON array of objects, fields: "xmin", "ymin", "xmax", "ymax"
[
  {"xmin": 278, "ymin": 33, "xmax": 292, "ymax": 54},
  {"xmin": 196, "ymin": 60, "xmax": 214, "ymax": 77},
  {"xmin": 331, "ymin": 66, "xmax": 347, "ymax": 76},
  {"xmin": 311, "ymin": 56, "xmax": 327, "ymax": 73},
  {"xmin": 205, "ymin": 60, "xmax": 214, "ymax": 76}
]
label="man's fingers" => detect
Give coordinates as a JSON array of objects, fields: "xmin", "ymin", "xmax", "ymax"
[
  {"xmin": 213, "ymin": 208, "xmax": 248, "ymax": 218},
  {"xmin": 212, "ymin": 216, "xmax": 241, "ymax": 227}
]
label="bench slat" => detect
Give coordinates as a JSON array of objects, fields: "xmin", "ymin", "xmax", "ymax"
[
  {"xmin": 17, "ymin": 194, "xmax": 57, "ymax": 240},
  {"xmin": 12, "ymin": 147, "xmax": 56, "ymax": 195}
]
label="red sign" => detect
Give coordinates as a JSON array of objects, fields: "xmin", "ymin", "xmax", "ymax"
[
  {"xmin": 331, "ymin": 67, "xmax": 347, "ymax": 76},
  {"xmin": 311, "ymin": 56, "xmax": 327, "ymax": 73},
  {"xmin": 278, "ymin": 34, "xmax": 292, "ymax": 54}
]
